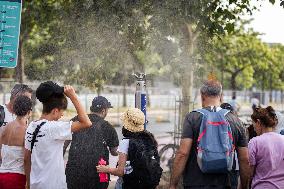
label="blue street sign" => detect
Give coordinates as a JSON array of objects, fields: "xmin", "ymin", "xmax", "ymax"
[{"xmin": 0, "ymin": 0, "xmax": 22, "ymax": 68}]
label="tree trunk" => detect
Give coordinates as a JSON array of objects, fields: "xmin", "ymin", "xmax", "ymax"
[
  {"xmin": 146, "ymin": 87, "xmax": 151, "ymax": 108},
  {"xmin": 0, "ymin": 68, "xmax": 3, "ymax": 79},
  {"xmin": 181, "ymin": 70, "xmax": 192, "ymax": 119},
  {"xmin": 97, "ymin": 87, "xmax": 102, "ymax": 96},
  {"xmin": 281, "ymin": 90, "xmax": 283, "ymax": 104},
  {"xmin": 231, "ymin": 73, "xmax": 237, "ymax": 97},
  {"xmin": 15, "ymin": 39, "xmax": 24, "ymax": 83},
  {"xmin": 122, "ymin": 63, "xmax": 128, "ymax": 107},
  {"xmin": 221, "ymin": 67, "xmax": 224, "ymax": 85},
  {"xmin": 269, "ymin": 75, "xmax": 272, "ymax": 103},
  {"xmin": 122, "ymin": 81, "xmax": 127, "ymax": 107},
  {"xmin": 180, "ymin": 23, "xmax": 196, "ymax": 121},
  {"xmin": 261, "ymin": 73, "xmax": 265, "ymax": 104},
  {"xmin": 269, "ymin": 90, "xmax": 272, "ymax": 103}
]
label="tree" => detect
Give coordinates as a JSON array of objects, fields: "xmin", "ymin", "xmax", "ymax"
[
  {"xmin": 252, "ymin": 44, "xmax": 284, "ymax": 102},
  {"xmin": 17, "ymin": 0, "xmax": 284, "ymax": 100},
  {"xmin": 206, "ymin": 28, "xmax": 271, "ymax": 96},
  {"xmin": 17, "ymin": 0, "xmax": 69, "ymax": 83},
  {"xmin": 142, "ymin": 0, "xmax": 262, "ymax": 118}
]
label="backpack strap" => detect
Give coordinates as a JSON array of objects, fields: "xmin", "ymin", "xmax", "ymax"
[
  {"xmin": 193, "ymin": 108, "xmax": 207, "ymax": 115},
  {"xmin": 193, "ymin": 108, "xmax": 231, "ymax": 143},
  {"xmin": 31, "ymin": 122, "xmax": 46, "ymax": 153},
  {"xmin": 193, "ymin": 107, "xmax": 230, "ymax": 116},
  {"xmin": 217, "ymin": 108, "xmax": 230, "ymax": 117},
  {"xmin": 0, "ymin": 105, "xmax": 5, "ymax": 127}
]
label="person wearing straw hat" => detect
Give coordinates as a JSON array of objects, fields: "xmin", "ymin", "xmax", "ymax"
[{"xmin": 97, "ymin": 108, "xmax": 162, "ymax": 189}]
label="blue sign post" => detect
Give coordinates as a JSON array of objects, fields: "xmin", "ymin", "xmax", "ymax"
[
  {"xmin": 134, "ymin": 73, "xmax": 147, "ymax": 128},
  {"xmin": 0, "ymin": 0, "xmax": 22, "ymax": 68}
]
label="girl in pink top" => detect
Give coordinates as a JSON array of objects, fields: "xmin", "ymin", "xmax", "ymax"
[{"xmin": 249, "ymin": 106, "xmax": 284, "ymax": 189}]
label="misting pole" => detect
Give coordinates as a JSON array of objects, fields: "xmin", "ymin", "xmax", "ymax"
[{"xmin": 133, "ymin": 73, "xmax": 147, "ymax": 128}]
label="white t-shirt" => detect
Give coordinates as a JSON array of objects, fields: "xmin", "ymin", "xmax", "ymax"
[
  {"xmin": 118, "ymin": 138, "xmax": 129, "ymax": 155},
  {"xmin": 117, "ymin": 138, "xmax": 133, "ymax": 174},
  {"xmin": 25, "ymin": 119, "xmax": 72, "ymax": 189},
  {"xmin": 251, "ymin": 98, "xmax": 260, "ymax": 106}
]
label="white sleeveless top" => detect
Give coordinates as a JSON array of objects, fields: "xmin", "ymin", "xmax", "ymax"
[{"xmin": 0, "ymin": 144, "xmax": 24, "ymax": 175}]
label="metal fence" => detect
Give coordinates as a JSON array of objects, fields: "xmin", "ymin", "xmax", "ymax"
[{"xmin": 0, "ymin": 82, "xmax": 283, "ymax": 111}]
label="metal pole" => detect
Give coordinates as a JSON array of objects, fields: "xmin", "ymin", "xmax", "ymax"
[{"xmin": 134, "ymin": 73, "xmax": 147, "ymax": 128}]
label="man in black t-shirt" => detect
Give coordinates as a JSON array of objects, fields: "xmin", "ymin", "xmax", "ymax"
[
  {"xmin": 64, "ymin": 96, "xmax": 119, "ymax": 189},
  {"xmin": 170, "ymin": 80, "xmax": 250, "ymax": 189}
]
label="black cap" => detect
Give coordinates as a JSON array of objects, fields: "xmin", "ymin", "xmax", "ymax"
[
  {"xmin": 36, "ymin": 81, "xmax": 64, "ymax": 103},
  {"xmin": 90, "ymin": 96, "xmax": 113, "ymax": 112}
]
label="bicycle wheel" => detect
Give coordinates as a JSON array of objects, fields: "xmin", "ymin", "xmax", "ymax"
[{"xmin": 158, "ymin": 144, "xmax": 179, "ymax": 182}]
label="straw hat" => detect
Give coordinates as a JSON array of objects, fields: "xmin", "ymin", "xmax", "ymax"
[{"xmin": 121, "ymin": 108, "xmax": 145, "ymax": 132}]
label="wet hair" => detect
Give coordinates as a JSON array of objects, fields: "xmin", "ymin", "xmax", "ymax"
[
  {"xmin": 122, "ymin": 127, "xmax": 158, "ymax": 147},
  {"xmin": 200, "ymin": 80, "xmax": 222, "ymax": 97},
  {"xmin": 35, "ymin": 82, "xmax": 68, "ymax": 114},
  {"xmin": 10, "ymin": 84, "xmax": 33, "ymax": 101},
  {"xmin": 251, "ymin": 106, "xmax": 278, "ymax": 128},
  {"xmin": 13, "ymin": 95, "xmax": 33, "ymax": 117},
  {"xmin": 42, "ymin": 94, "xmax": 68, "ymax": 114}
]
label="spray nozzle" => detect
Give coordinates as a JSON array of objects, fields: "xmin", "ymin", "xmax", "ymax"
[{"xmin": 133, "ymin": 72, "xmax": 146, "ymax": 81}]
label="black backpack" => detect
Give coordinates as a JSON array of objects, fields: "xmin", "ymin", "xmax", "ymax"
[
  {"xmin": 0, "ymin": 105, "xmax": 5, "ymax": 127},
  {"xmin": 123, "ymin": 137, "xmax": 163, "ymax": 188}
]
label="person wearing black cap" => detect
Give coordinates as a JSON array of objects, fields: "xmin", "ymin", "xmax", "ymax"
[
  {"xmin": 64, "ymin": 96, "xmax": 119, "ymax": 189},
  {"xmin": 24, "ymin": 81, "xmax": 92, "ymax": 189}
]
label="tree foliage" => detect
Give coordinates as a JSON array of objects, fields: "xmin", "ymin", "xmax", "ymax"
[{"xmin": 206, "ymin": 25, "xmax": 284, "ymax": 96}]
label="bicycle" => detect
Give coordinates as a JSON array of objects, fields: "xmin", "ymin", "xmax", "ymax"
[{"xmin": 158, "ymin": 132, "xmax": 180, "ymax": 182}]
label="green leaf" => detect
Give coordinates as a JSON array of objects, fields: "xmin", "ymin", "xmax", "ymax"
[
  {"xmin": 269, "ymin": 0, "xmax": 276, "ymax": 4},
  {"xmin": 225, "ymin": 23, "xmax": 235, "ymax": 33}
]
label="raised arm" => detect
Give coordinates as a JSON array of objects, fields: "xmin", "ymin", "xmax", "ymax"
[{"xmin": 64, "ymin": 85, "xmax": 92, "ymax": 133}]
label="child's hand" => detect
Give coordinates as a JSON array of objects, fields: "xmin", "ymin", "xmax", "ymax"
[
  {"xmin": 96, "ymin": 165, "xmax": 110, "ymax": 173},
  {"xmin": 64, "ymin": 85, "xmax": 76, "ymax": 98}
]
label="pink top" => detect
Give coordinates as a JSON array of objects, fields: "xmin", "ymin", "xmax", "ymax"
[{"xmin": 248, "ymin": 132, "xmax": 284, "ymax": 189}]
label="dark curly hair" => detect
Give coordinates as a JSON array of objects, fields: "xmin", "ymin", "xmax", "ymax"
[
  {"xmin": 251, "ymin": 106, "xmax": 278, "ymax": 128},
  {"xmin": 13, "ymin": 95, "xmax": 33, "ymax": 117}
]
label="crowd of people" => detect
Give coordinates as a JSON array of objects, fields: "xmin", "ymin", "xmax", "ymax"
[
  {"xmin": 0, "ymin": 81, "xmax": 161, "ymax": 189},
  {"xmin": 0, "ymin": 80, "xmax": 283, "ymax": 189},
  {"xmin": 169, "ymin": 80, "xmax": 284, "ymax": 189}
]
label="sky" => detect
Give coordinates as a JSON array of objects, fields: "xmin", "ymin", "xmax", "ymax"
[{"xmin": 248, "ymin": 0, "xmax": 284, "ymax": 44}]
